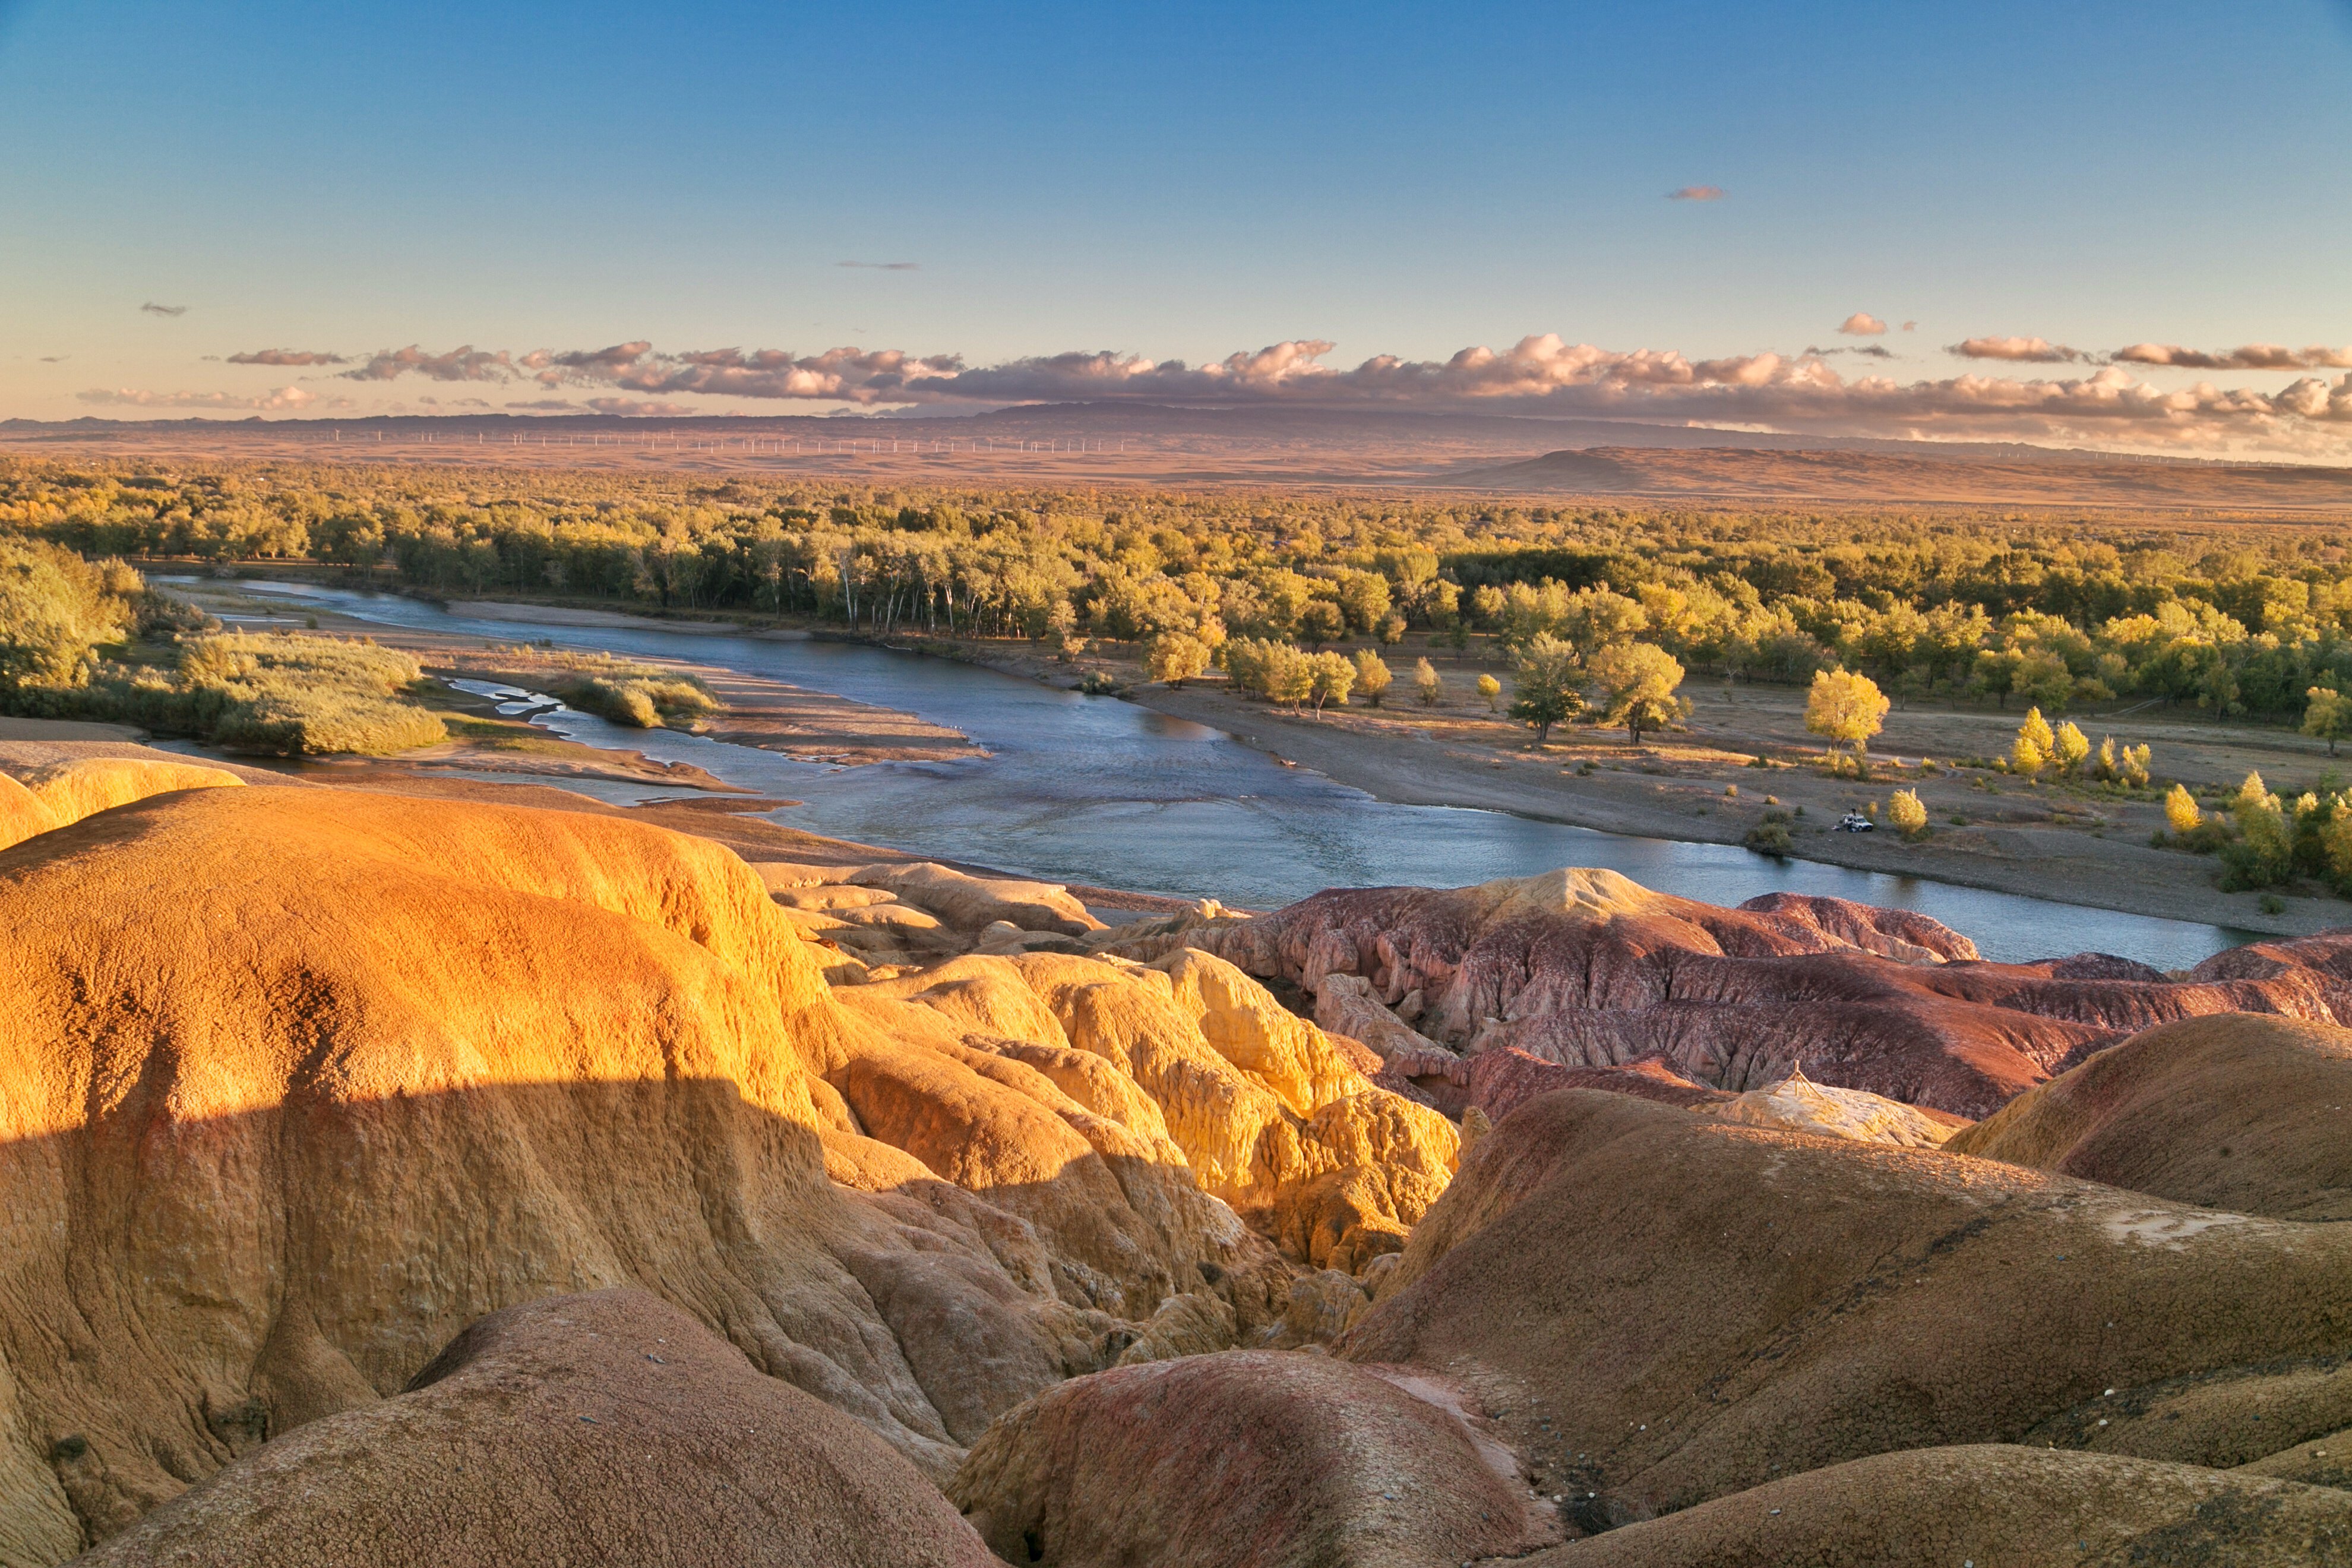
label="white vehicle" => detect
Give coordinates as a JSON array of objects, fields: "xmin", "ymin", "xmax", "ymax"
[{"xmin": 1836, "ymin": 810, "xmax": 1875, "ymax": 833}]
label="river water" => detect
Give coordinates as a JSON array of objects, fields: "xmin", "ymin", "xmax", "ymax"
[{"xmin": 221, "ymin": 581, "xmax": 2259, "ymax": 970}]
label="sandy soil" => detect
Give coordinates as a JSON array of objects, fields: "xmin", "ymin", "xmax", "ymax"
[
  {"xmin": 1119, "ymin": 669, "xmax": 2348, "ymax": 937},
  {"xmin": 880, "ymin": 630, "xmax": 2346, "ymax": 938}
]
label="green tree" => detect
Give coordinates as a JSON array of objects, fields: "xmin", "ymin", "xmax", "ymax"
[
  {"xmin": 1804, "ymin": 668, "xmax": 1889, "ymax": 763},
  {"xmin": 2223, "ymin": 770, "xmax": 2294, "ymax": 889},
  {"xmin": 1507, "ymin": 633, "xmax": 1585, "ymax": 744},
  {"xmin": 1298, "ymin": 599, "xmax": 1346, "ymax": 647},
  {"xmin": 1586, "ymin": 640, "xmax": 1687, "ymax": 746},
  {"xmin": 2305, "ymin": 685, "xmax": 2352, "ymax": 755},
  {"xmin": 0, "ymin": 539, "xmax": 137, "ymax": 698},
  {"xmin": 1351, "ymin": 648, "xmax": 1392, "ymax": 707},
  {"xmin": 1336, "ymin": 570, "xmax": 1392, "ymax": 634},
  {"xmin": 2323, "ymin": 800, "xmax": 2352, "ymax": 891},
  {"xmin": 1266, "ymin": 644, "xmax": 1316, "ymax": 708}
]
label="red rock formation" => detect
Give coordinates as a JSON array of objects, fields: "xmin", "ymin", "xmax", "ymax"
[
  {"xmin": 1204, "ymin": 868, "xmax": 2352, "ymax": 1117},
  {"xmin": 1377, "ymin": 1047, "xmax": 1729, "ymax": 1121}
]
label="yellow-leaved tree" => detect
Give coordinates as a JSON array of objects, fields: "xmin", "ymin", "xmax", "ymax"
[
  {"xmin": 2164, "ymin": 783, "xmax": 2202, "ymax": 834},
  {"xmin": 1888, "ymin": 788, "xmax": 1929, "ymax": 837},
  {"xmin": 2051, "ymin": 719, "xmax": 2091, "ymax": 777},
  {"xmin": 2011, "ymin": 707, "xmax": 2056, "ymax": 776},
  {"xmin": 1804, "ymin": 669, "xmax": 1888, "ymax": 772},
  {"xmin": 1147, "ymin": 632, "xmax": 1210, "ymax": 687}
]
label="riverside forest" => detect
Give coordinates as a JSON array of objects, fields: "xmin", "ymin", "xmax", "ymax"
[{"xmin": 5, "ymin": 455, "xmax": 2352, "ymax": 726}]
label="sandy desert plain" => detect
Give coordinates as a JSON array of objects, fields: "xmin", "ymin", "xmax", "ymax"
[{"xmin": 2, "ymin": 421, "xmax": 2352, "ymax": 1568}]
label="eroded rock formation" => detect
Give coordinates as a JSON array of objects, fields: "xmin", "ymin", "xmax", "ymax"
[
  {"xmin": 1200, "ymin": 866, "xmax": 2352, "ymax": 1116},
  {"xmin": 949, "ymin": 1351, "xmax": 1552, "ymax": 1568},
  {"xmin": 1948, "ymin": 1012, "xmax": 2352, "ymax": 1219},
  {"xmin": 71, "ymin": 1290, "xmax": 1000, "ymax": 1568},
  {"xmin": 1342, "ymin": 1084, "xmax": 2352, "ymax": 1529},
  {"xmin": 0, "ymin": 766, "xmax": 1449, "ymax": 1560},
  {"xmin": 10, "ymin": 743, "xmax": 2352, "ymax": 1566},
  {"xmin": 1517, "ymin": 1444, "xmax": 2352, "ymax": 1567}
]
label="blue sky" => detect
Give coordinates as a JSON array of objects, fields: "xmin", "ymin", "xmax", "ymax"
[{"xmin": 4, "ymin": 1, "xmax": 2350, "ymax": 453}]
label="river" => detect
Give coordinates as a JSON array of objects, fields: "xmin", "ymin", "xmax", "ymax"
[{"xmin": 219, "ymin": 581, "xmax": 2259, "ymax": 970}]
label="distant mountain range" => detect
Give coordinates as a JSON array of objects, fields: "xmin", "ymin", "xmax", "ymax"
[
  {"xmin": 7, "ymin": 402, "xmax": 2346, "ymax": 509},
  {"xmin": 1460, "ymin": 444, "xmax": 2352, "ymax": 510}
]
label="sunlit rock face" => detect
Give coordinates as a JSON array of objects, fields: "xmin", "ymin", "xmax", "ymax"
[
  {"xmin": 1199, "ymin": 867, "xmax": 2352, "ymax": 1117},
  {"xmin": 0, "ymin": 779, "xmax": 1456, "ymax": 1558}
]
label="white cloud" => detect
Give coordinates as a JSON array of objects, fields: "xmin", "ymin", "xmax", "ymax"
[
  {"xmin": 2113, "ymin": 342, "xmax": 2352, "ymax": 371},
  {"xmin": 1838, "ymin": 313, "xmax": 1887, "ymax": 336},
  {"xmin": 91, "ymin": 330, "xmax": 2352, "ymax": 458},
  {"xmin": 342, "ymin": 344, "xmax": 515, "ymax": 382},
  {"xmin": 76, "ymin": 385, "xmax": 320, "ymax": 411},
  {"xmin": 1950, "ymin": 336, "xmax": 2087, "ymax": 363}
]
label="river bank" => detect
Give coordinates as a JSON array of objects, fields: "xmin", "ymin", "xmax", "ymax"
[
  {"xmin": 886, "ymin": 628, "xmax": 2338, "ymax": 941},
  {"xmin": 154, "ymin": 577, "xmax": 2299, "ymax": 951}
]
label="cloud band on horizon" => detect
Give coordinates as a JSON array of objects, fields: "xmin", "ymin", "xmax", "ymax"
[{"xmin": 110, "ymin": 332, "xmax": 2352, "ymax": 459}]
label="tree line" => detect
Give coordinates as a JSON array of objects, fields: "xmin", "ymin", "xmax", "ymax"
[{"xmin": 9, "ymin": 454, "xmax": 2352, "ymax": 722}]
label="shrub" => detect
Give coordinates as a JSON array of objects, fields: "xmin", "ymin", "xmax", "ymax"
[
  {"xmin": 1744, "ymin": 810, "xmax": 1794, "ymax": 859},
  {"xmin": 2051, "ymin": 720, "xmax": 2091, "ymax": 777},
  {"xmin": 1351, "ymin": 647, "xmax": 1392, "ymax": 706},
  {"xmin": 1476, "ymin": 672, "xmax": 1501, "ymax": 712},
  {"xmin": 1412, "ymin": 657, "xmax": 1442, "ymax": 706},
  {"xmin": 556, "ymin": 672, "xmax": 716, "ymax": 729},
  {"xmin": 0, "ymin": 539, "xmax": 138, "ymax": 701}
]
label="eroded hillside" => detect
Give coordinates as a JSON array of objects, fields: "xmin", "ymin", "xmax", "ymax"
[{"xmin": 2, "ymin": 750, "xmax": 2350, "ymax": 1566}]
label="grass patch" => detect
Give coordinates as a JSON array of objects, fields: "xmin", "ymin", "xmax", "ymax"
[
  {"xmin": 99, "ymin": 631, "xmax": 448, "ymax": 755},
  {"xmin": 555, "ymin": 672, "xmax": 716, "ymax": 729}
]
